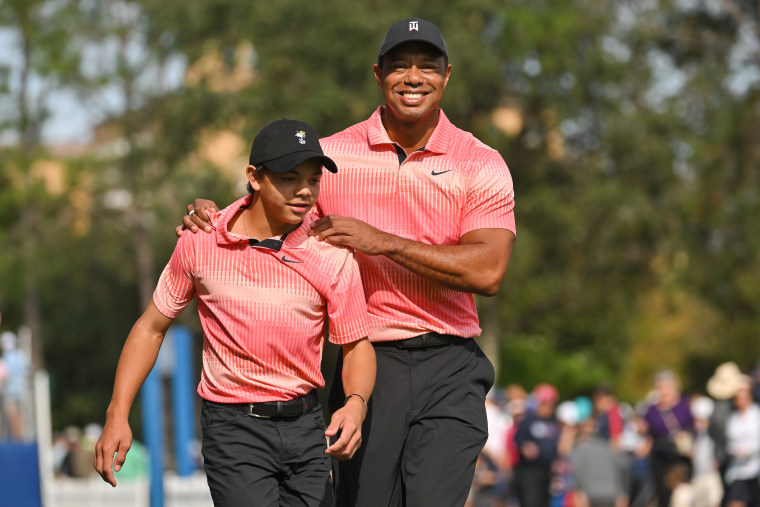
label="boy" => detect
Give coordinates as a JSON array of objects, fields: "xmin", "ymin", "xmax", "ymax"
[{"xmin": 94, "ymin": 119, "xmax": 376, "ymax": 506}]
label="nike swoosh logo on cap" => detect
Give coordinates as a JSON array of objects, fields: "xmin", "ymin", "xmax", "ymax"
[
  {"xmin": 431, "ymin": 168, "xmax": 454, "ymax": 176},
  {"xmin": 281, "ymin": 256, "xmax": 303, "ymax": 264}
]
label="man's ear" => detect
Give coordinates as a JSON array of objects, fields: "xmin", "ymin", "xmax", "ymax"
[
  {"xmin": 442, "ymin": 63, "xmax": 451, "ymax": 89},
  {"xmin": 373, "ymin": 63, "xmax": 384, "ymax": 89}
]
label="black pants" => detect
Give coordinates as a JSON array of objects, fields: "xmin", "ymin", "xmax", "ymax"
[
  {"xmin": 651, "ymin": 453, "xmax": 691, "ymax": 507},
  {"xmin": 330, "ymin": 338, "xmax": 494, "ymax": 507},
  {"xmin": 201, "ymin": 400, "xmax": 333, "ymax": 507},
  {"xmin": 513, "ymin": 464, "xmax": 552, "ymax": 507}
]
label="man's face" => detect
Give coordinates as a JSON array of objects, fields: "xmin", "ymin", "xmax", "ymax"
[
  {"xmin": 374, "ymin": 41, "xmax": 451, "ymax": 124},
  {"xmin": 248, "ymin": 159, "xmax": 323, "ymax": 228}
]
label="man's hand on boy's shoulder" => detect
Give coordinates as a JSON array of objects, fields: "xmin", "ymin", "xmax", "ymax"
[
  {"xmin": 324, "ymin": 399, "xmax": 366, "ymax": 460},
  {"xmin": 175, "ymin": 199, "xmax": 219, "ymax": 237},
  {"xmin": 308, "ymin": 215, "xmax": 392, "ymax": 256}
]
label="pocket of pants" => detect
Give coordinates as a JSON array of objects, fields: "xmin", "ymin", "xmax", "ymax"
[
  {"xmin": 307, "ymin": 405, "xmax": 326, "ymax": 431},
  {"xmin": 200, "ymin": 400, "xmax": 244, "ymax": 431},
  {"xmin": 470, "ymin": 340, "xmax": 495, "ymax": 392}
]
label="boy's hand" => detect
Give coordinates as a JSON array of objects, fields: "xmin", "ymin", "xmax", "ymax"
[
  {"xmin": 175, "ymin": 199, "xmax": 219, "ymax": 237},
  {"xmin": 324, "ymin": 397, "xmax": 365, "ymax": 460},
  {"xmin": 94, "ymin": 418, "xmax": 133, "ymax": 487}
]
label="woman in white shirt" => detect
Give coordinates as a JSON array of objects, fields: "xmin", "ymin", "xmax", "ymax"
[{"xmin": 723, "ymin": 375, "xmax": 760, "ymax": 507}]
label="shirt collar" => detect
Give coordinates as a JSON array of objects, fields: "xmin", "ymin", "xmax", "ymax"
[{"xmin": 366, "ymin": 106, "xmax": 452, "ymax": 155}]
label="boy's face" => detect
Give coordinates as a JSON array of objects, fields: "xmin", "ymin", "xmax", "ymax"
[{"xmin": 248, "ymin": 158, "xmax": 323, "ymax": 226}]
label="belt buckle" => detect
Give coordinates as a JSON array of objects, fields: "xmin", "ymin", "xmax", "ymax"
[
  {"xmin": 245, "ymin": 404, "xmax": 272, "ymax": 418},
  {"xmin": 415, "ymin": 333, "xmax": 436, "ymax": 348}
]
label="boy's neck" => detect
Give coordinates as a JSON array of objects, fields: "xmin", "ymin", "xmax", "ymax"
[{"xmin": 241, "ymin": 196, "xmax": 300, "ymax": 239}]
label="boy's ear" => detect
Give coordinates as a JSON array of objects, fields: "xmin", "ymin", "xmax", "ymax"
[{"xmin": 246, "ymin": 164, "xmax": 262, "ymax": 191}]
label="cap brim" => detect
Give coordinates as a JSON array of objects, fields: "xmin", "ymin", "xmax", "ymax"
[
  {"xmin": 262, "ymin": 150, "xmax": 338, "ymax": 174},
  {"xmin": 379, "ymin": 40, "xmax": 447, "ymax": 59}
]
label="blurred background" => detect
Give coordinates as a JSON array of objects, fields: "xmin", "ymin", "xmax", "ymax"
[{"xmin": 0, "ymin": 0, "xmax": 758, "ymax": 505}]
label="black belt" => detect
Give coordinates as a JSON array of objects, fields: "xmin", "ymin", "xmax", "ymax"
[
  {"xmin": 212, "ymin": 390, "xmax": 318, "ymax": 419},
  {"xmin": 374, "ymin": 333, "xmax": 467, "ymax": 350}
]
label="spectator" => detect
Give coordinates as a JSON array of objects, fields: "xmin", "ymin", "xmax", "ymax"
[
  {"xmin": 468, "ymin": 452, "xmax": 503, "ymax": 507},
  {"xmin": 689, "ymin": 395, "xmax": 723, "ymax": 507},
  {"xmin": 723, "ymin": 375, "xmax": 760, "ymax": 507},
  {"xmin": 622, "ymin": 403, "xmax": 654, "ymax": 507},
  {"xmin": 505, "ymin": 388, "xmax": 528, "ymax": 506},
  {"xmin": 569, "ymin": 417, "xmax": 630, "ymax": 507},
  {"xmin": 707, "ymin": 361, "xmax": 743, "ymax": 491},
  {"xmin": 1, "ymin": 331, "xmax": 30, "ymax": 441},
  {"xmin": 593, "ymin": 385, "xmax": 624, "ymax": 450},
  {"xmin": 513, "ymin": 383, "xmax": 560, "ymax": 507},
  {"xmin": 484, "ymin": 390, "xmax": 511, "ymax": 471},
  {"xmin": 643, "ymin": 369, "xmax": 695, "ymax": 507},
  {"xmin": 751, "ymin": 359, "xmax": 760, "ymax": 405},
  {"xmin": 482, "ymin": 390, "xmax": 511, "ymax": 505}
]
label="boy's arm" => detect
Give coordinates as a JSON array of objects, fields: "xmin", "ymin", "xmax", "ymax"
[
  {"xmin": 94, "ymin": 301, "xmax": 174, "ymax": 486},
  {"xmin": 324, "ymin": 338, "xmax": 376, "ymax": 460}
]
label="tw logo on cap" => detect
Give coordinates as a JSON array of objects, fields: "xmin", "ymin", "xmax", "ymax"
[
  {"xmin": 295, "ymin": 131, "xmax": 306, "ymax": 144},
  {"xmin": 409, "ymin": 21, "xmax": 419, "ymax": 31}
]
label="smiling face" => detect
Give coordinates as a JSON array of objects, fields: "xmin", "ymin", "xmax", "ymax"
[
  {"xmin": 248, "ymin": 158, "xmax": 323, "ymax": 234},
  {"xmin": 374, "ymin": 41, "xmax": 451, "ymax": 125}
]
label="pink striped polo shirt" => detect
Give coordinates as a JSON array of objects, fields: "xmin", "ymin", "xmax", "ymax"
[
  {"xmin": 317, "ymin": 107, "xmax": 516, "ymax": 343},
  {"xmin": 154, "ymin": 195, "xmax": 369, "ymax": 403}
]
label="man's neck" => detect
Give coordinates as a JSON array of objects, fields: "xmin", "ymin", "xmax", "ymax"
[{"xmin": 381, "ymin": 107, "xmax": 440, "ymax": 154}]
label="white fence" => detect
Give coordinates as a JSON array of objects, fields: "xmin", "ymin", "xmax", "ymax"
[
  {"xmin": 49, "ymin": 473, "xmax": 213, "ymax": 507},
  {"xmin": 30, "ymin": 370, "xmax": 213, "ymax": 507}
]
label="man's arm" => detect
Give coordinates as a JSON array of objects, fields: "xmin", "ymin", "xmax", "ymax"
[
  {"xmin": 324, "ymin": 338, "xmax": 376, "ymax": 460},
  {"xmin": 94, "ymin": 302, "xmax": 173, "ymax": 486},
  {"xmin": 176, "ymin": 201, "xmax": 515, "ymax": 296},
  {"xmin": 308, "ymin": 216, "xmax": 514, "ymax": 297}
]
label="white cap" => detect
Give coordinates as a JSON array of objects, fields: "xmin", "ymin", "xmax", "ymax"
[{"xmin": 691, "ymin": 395, "xmax": 715, "ymax": 419}]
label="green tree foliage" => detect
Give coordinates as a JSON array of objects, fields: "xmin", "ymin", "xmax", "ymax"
[{"xmin": 0, "ymin": 0, "xmax": 758, "ymax": 429}]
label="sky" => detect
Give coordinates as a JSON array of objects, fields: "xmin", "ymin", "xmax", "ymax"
[{"xmin": 0, "ymin": 25, "xmax": 186, "ymax": 147}]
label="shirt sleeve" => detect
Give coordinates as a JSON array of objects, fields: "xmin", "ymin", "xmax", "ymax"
[
  {"xmin": 325, "ymin": 249, "xmax": 370, "ymax": 345},
  {"xmin": 153, "ymin": 234, "xmax": 196, "ymax": 318},
  {"xmin": 460, "ymin": 151, "xmax": 516, "ymax": 237}
]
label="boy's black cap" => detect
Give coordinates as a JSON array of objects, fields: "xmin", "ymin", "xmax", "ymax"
[
  {"xmin": 249, "ymin": 119, "xmax": 338, "ymax": 173},
  {"xmin": 378, "ymin": 17, "xmax": 448, "ymax": 60}
]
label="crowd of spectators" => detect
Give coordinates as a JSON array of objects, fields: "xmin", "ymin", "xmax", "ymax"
[{"xmin": 468, "ymin": 362, "xmax": 760, "ymax": 507}]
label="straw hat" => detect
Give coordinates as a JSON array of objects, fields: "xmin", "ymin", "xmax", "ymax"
[{"xmin": 706, "ymin": 362, "xmax": 743, "ymax": 400}]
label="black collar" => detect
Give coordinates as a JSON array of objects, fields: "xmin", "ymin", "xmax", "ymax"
[
  {"xmin": 247, "ymin": 229, "xmax": 293, "ymax": 251},
  {"xmin": 393, "ymin": 144, "xmax": 425, "ymax": 165}
]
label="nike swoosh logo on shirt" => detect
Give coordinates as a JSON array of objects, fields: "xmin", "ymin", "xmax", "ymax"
[
  {"xmin": 281, "ymin": 256, "xmax": 303, "ymax": 264},
  {"xmin": 431, "ymin": 168, "xmax": 454, "ymax": 176}
]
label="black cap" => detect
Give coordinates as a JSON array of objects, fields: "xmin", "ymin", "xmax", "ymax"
[
  {"xmin": 249, "ymin": 119, "xmax": 338, "ymax": 173},
  {"xmin": 378, "ymin": 17, "xmax": 448, "ymax": 60}
]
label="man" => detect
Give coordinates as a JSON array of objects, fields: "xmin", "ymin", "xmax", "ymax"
[
  {"xmin": 96, "ymin": 119, "xmax": 376, "ymax": 507},
  {"xmin": 181, "ymin": 18, "xmax": 516, "ymax": 506}
]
